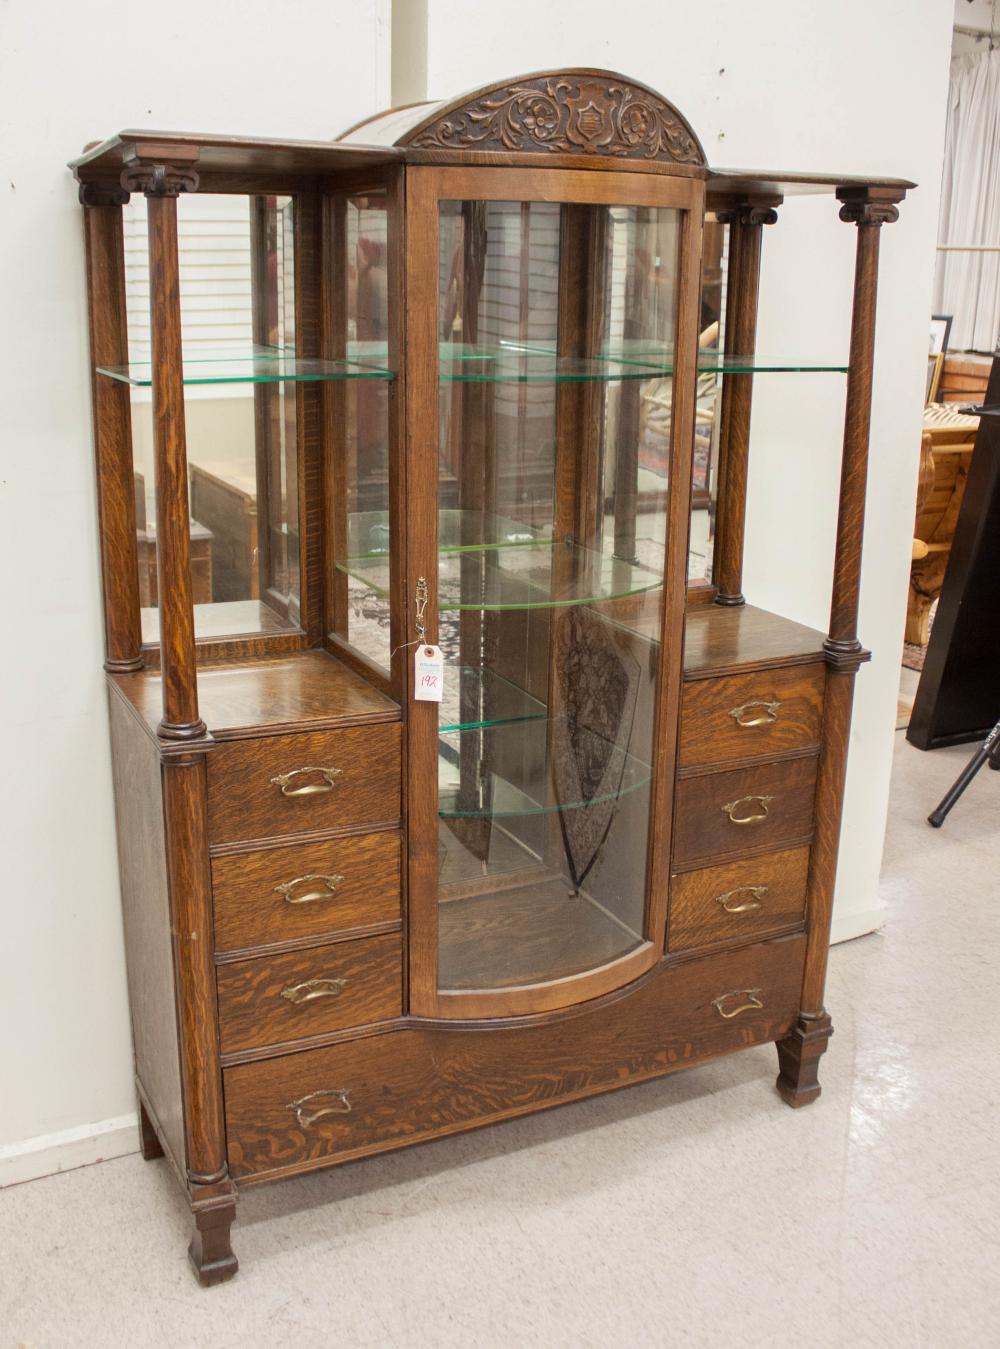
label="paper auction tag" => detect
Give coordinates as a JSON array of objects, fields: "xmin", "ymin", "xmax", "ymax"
[{"xmin": 414, "ymin": 645, "xmax": 444, "ymax": 702}]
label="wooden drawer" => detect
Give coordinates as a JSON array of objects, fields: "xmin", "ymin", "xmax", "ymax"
[
  {"xmin": 668, "ymin": 845, "xmax": 810, "ymax": 952},
  {"xmin": 225, "ymin": 934, "xmax": 805, "ymax": 1179},
  {"xmin": 212, "ymin": 832, "xmax": 400, "ymax": 954},
  {"xmin": 207, "ymin": 723, "xmax": 400, "ymax": 846},
  {"xmin": 216, "ymin": 933, "xmax": 402, "ymax": 1056},
  {"xmin": 673, "ymin": 755, "xmax": 818, "ymax": 867},
  {"xmin": 680, "ymin": 663, "xmax": 824, "ymax": 769}
]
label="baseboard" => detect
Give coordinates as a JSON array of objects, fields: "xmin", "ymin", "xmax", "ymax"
[
  {"xmin": 0, "ymin": 1113, "xmax": 139, "ymax": 1189},
  {"xmin": 830, "ymin": 900, "xmax": 887, "ymax": 946}
]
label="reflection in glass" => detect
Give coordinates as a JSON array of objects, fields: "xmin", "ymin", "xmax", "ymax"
[
  {"xmin": 330, "ymin": 194, "xmax": 393, "ymax": 672},
  {"xmin": 123, "ymin": 192, "xmax": 303, "ymax": 643},
  {"xmin": 435, "ymin": 200, "xmax": 680, "ymax": 994}
]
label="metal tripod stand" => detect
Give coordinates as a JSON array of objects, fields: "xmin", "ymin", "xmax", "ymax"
[{"xmin": 927, "ymin": 716, "xmax": 1000, "ymax": 827}]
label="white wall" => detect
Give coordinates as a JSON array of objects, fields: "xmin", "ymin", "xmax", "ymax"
[
  {"xmin": 417, "ymin": 0, "xmax": 954, "ymax": 942},
  {"xmin": 0, "ymin": 0, "xmax": 389, "ymax": 1180}
]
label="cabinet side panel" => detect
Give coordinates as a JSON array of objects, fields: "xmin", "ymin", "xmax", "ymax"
[{"xmin": 108, "ymin": 688, "xmax": 185, "ymax": 1169}]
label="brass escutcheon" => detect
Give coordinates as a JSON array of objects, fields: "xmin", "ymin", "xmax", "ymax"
[
  {"xmin": 273, "ymin": 873, "xmax": 345, "ymax": 905},
  {"xmin": 712, "ymin": 989, "xmax": 764, "ymax": 1019},
  {"xmin": 280, "ymin": 977, "xmax": 348, "ymax": 1005},
  {"xmin": 715, "ymin": 884, "xmax": 768, "ymax": 914},
  {"xmin": 270, "ymin": 766, "xmax": 343, "ymax": 796},
  {"xmin": 728, "ymin": 699, "xmax": 781, "ymax": 728},
  {"xmin": 722, "ymin": 794, "xmax": 774, "ymax": 825},
  {"xmin": 288, "ymin": 1088, "xmax": 352, "ymax": 1127}
]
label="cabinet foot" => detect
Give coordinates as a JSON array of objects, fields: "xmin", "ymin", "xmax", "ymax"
[
  {"xmin": 137, "ymin": 1097, "xmax": 165, "ymax": 1161},
  {"xmin": 775, "ymin": 1011, "xmax": 833, "ymax": 1108},
  {"xmin": 188, "ymin": 1192, "xmax": 239, "ymax": 1287}
]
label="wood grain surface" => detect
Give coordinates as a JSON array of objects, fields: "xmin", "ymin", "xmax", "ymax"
[
  {"xmin": 668, "ymin": 845, "xmax": 809, "ymax": 951},
  {"xmin": 114, "ymin": 650, "xmax": 400, "ymax": 742},
  {"xmin": 217, "ymin": 933, "xmax": 402, "ymax": 1055},
  {"xmin": 212, "ymin": 830, "xmax": 400, "ymax": 953},
  {"xmin": 672, "ymin": 754, "xmax": 818, "ymax": 867},
  {"xmin": 679, "ymin": 662, "xmax": 825, "ymax": 769},
  {"xmin": 683, "ymin": 605, "xmax": 826, "ymax": 678},
  {"xmin": 225, "ymin": 934, "xmax": 805, "ymax": 1180},
  {"xmin": 206, "ymin": 722, "xmax": 401, "ymax": 845}
]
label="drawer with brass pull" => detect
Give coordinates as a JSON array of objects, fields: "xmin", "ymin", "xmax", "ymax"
[
  {"xmin": 215, "ymin": 933, "xmax": 402, "ymax": 1055},
  {"xmin": 212, "ymin": 832, "xmax": 401, "ymax": 954},
  {"xmin": 672, "ymin": 756, "xmax": 818, "ymax": 867},
  {"xmin": 680, "ymin": 662, "xmax": 825, "ymax": 770},
  {"xmin": 224, "ymin": 933, "xmax": 805, "ymax": 1180},
  {"xmin": 668, "ymin": 846, "xmax": 810, "ymax": 951},
  {"xmin": 206, "ymin": 723, "xmax": 401, "ymax": 846}
]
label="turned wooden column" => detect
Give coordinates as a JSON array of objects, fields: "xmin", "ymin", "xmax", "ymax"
[
  {"xmin": 81, "ymin": 183, "xmax": 144, "ymax": 671},
  {"xmin": 712, "ymin": 200, "xmax": 778, "ymax": 605},
  {"xmin": 123, "ymin": 161, "xmax": 205, "ymax": 740},
  {"xmin": 777, "ymin": 185, "xmax": 905, "ymax": 1107}
]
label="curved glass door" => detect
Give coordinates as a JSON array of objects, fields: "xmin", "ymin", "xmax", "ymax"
[
  {"xmin": 436, "ymin": 196, "xmax": 678, "ymax": 992},
  {"xmin": 406, "ymin": 170, "xmax": 700, "ymax": 1017}
]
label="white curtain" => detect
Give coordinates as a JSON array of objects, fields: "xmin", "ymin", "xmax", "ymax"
[{"xmin": 935, "ymin": 49, "xmax": 1000, "ymax": 352}]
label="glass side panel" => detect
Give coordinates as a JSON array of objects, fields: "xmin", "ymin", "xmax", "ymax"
[
  {"xmin": 433, "ymin": 198, "xmax": 679, "ymax": 995},
  {"xmin": 328, "ymin": 193, "xmax": 393, "ymax": 673},
  {"xmin": 123, "ymin": 192, "xmax": 307, "ymax": 642}
]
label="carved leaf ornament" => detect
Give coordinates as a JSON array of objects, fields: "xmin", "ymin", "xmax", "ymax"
[{"xmin": 409, "ymin": 76, "xmax": 704, "ymax": 165}]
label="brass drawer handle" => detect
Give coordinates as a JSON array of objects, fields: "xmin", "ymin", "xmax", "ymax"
[
  {"xmin": 273, "ymin": 873, "xmax": 345, "ymax": 905},
  {"xmin": 270, "ymin": 766, "xmax": 343, "ymax": 796},
  {"xmin": 729, "ymin": 699, "xmax": 781, "ymax": 728},
  {"xmin": 280, "ymin": 977, "xmax": 348, "ymax": 1004},
  {"xmin": 712, "ymin": 989, "xmax": 764, "ymax": 1019},
  {"xmin": 722, "ymin": 794, "xmax": 774, "ymax": 825},
  {"xmin": 715, "ymin": 884, "xmax": 767, "ymax": 914},
  {"xmin": 288, "ymin": 1089, "xmax": 352, "ymax": 1127}
]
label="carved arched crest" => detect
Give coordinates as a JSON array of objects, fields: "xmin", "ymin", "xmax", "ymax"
[{"xmin": 401, "ymin": 70, "xmax": 706, "ymax": 167}]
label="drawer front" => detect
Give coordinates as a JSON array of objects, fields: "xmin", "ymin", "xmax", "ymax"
[
  {"xmin": 225, "ymin": 934, "xmax": 805, "ymax": 1179},
  {"xmin": 669, "ymin": 845, "xmax": 810, "ymax": 952},
  {"xmin": 212, "ymin": 832, "xmax": 400, "ymax": 954},
  {"xmin": 207, "ymin": 723, "xmax": 400, "ymax": 845},
  {"xmin": 673, "ymin": 755, "xmax": 818, "ymax": 867},
  {"xmin": 216, "ymin": 933, "xmax": 402, "ymax": 1056},
  {"xmin": 680, "ymin": 663, "xmax": 825, "ymax": 769}
]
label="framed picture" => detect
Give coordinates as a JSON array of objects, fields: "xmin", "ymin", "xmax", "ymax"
[
  {"xmin": 930, "ymin": 313, "xmax": 953, "ymax": 356},
  {"xmin": 926, "ymin": 351, "xmax": 944, "ymax": 404}
]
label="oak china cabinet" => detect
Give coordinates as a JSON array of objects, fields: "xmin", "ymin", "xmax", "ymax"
[{"xmin": 71, "ymin": 70, "xmax": 911, "ymax": 1283}]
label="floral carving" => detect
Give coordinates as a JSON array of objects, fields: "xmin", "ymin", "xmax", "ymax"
[{"xmin": 407, "ymin": 75, "xmax": 705, "ymax": 165}]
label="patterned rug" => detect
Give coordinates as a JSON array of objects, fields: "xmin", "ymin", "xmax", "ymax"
[{"xmin": 902, "ymin": 641, "xmax": 927, "ymax": 672}]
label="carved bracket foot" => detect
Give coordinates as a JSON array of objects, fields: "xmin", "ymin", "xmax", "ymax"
[
  {"xmin": 137, "ymin": 1097, "xmax": 164, "ymax": 1162},
  {"xmin": 188, "ymin": 1187, "xmax": 238, "ymax": 1287},
  {"xmin": 775, "ymin": 1011, "xmax": 833, "ymax": 1108}
]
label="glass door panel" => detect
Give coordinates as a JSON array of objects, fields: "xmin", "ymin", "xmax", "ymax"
[{"xmin": 434, "ymin": 198, "xmax": 680, "ymax": 996}]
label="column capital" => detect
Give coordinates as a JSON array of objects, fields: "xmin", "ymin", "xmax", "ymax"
[
  {"xmin": 836, "ymin": 185, "xmax": 906, "ymax": 226},
  {"xmin": 79, "ymin": 180, "xmax": 131, "ymax": 207},
  {"xmin": 121, "ymin": 162, "xmax": 200, "ymax": 197},
  {"xmin": 715, "ymin": 202, "xmax": 779, "ymax": 228}
]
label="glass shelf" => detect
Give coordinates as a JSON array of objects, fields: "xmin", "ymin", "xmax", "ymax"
[
  {"xmin": 97, "ymin": 343, "xmax": 394, "ymax": 387},
  {"xmin": 337, "ymin": 534, "xmax": 663, "ymax": 611},
  {"xmin": 439, "ymin": 667, "xmax": 547, "ymax": 733},
  {"xmin": 304, "ymin": 340, "xmax": 847, "ymax": 383},
  {"xmin": 438, "ymin": 716, "xmax": 651, "ymax": 818}
]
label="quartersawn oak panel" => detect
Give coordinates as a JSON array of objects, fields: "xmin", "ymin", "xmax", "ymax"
[
  {"xmin": 668, "ymin": 845, "xmax": 810, "ymax": 952},
  {"xmin": 107, "ymin": 689, "xmax": 186, "ymax": 1170},
  {"xmin": 212, "ymin": 831, "xmax": 400, "ymax": 953},
  {"xmin": 225, "ymin": 935, "xmax": 805, "ymax": 1179},
  {"xmin": 216, "ymin": 933, "xmax": 402, "ymax": 1055},
  {"xmin": 114, "ymin": 649, "xmax": 400, "ymax": 741},
  {"xmin": 679, "ymin": 662, "xmax": 825, "ymax": 769},
  {"xmin": 207, "ymin": 723, "xmax": 401, "ymax": 845},
  {"xmin": 672, "ymin": 755, "xmax": 818, "ymax": 868},
  {"xmin": 683, "ymin": 604, "xmax": 826, "ymax": 678}
]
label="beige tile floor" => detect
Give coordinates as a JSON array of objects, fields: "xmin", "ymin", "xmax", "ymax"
[{"xmin": 3, "ymin": 730, "xmax": 999, "ymax": 1348}]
